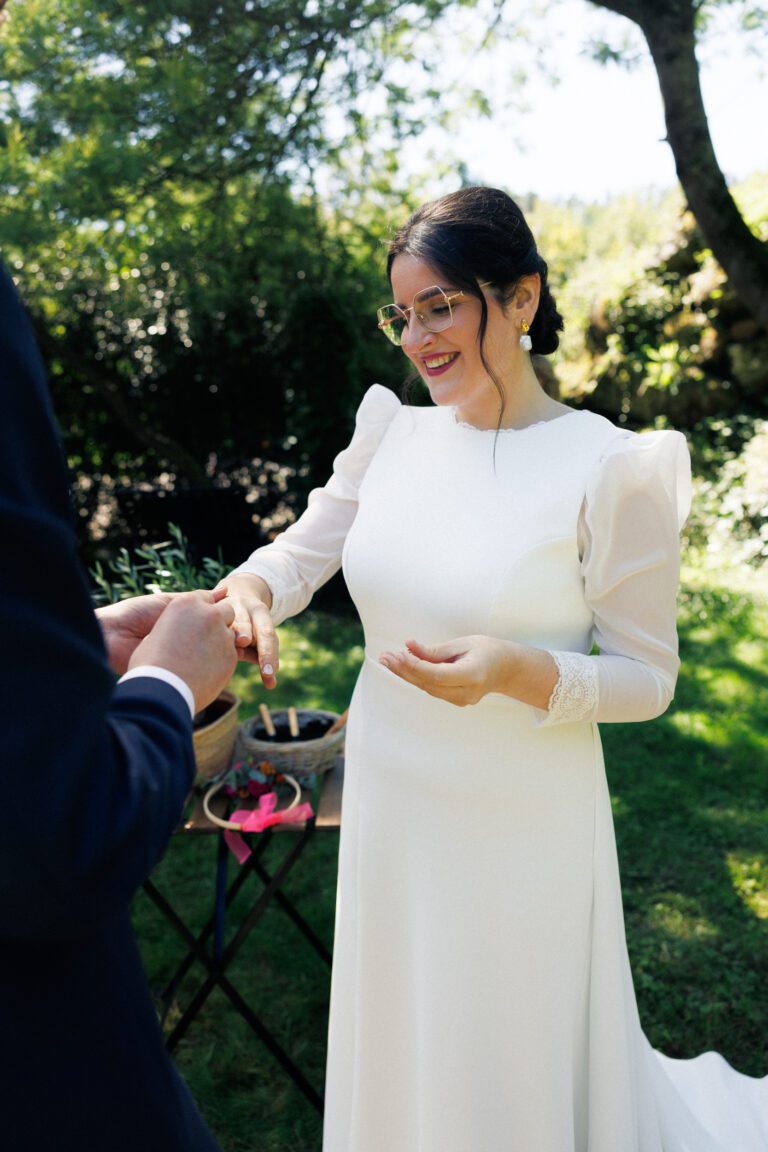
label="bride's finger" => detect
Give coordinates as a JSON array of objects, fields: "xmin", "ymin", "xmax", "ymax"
[
  {"xmin": 229, "ymin": 599, "xmax": 255, "ymax": 647},
  {"xmin": 404, "ymin": 637, "xmax": 464, "ymax": 664},
  {"xmin": 252, "ymin": 607, "xmax": 279, "ymax": 688},
  {"xmin": 380, "ymin": 648, "xmax": 456, "ymax": 688}
]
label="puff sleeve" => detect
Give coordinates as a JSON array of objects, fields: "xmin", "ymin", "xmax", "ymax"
[
  {"xmin": 229, "ymin": 384, "xmax": 401, "ymax": 624},
  {"xmin": 539, "ymin": 429, "xmax": 691, "ymax": 726}
]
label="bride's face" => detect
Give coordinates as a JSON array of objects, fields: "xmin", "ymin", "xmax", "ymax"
[{"xmin": 389, "ymin": 254, "xmax": 518, "ymax": 423}]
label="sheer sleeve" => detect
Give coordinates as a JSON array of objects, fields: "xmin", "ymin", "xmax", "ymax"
[
  {"xmin": 229, "ymin": 384, "xmax": 401, "ymax": 624},
  {"xmin": 538, "ymin": 429, "xmax": 691, "ymax": 726}
]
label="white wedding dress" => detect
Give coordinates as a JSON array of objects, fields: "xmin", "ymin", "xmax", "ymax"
[{"xmin": 233, "ymin": 385, "xmax": 768, "ymax": 1151}]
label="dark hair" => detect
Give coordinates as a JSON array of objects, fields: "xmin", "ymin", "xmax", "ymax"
[{"xmin": 386, "ymin": 187, "xmax": 564, "ymax": 407}]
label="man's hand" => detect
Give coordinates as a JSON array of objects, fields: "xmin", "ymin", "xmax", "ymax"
[
  {"xmin": 96, "ymin": 593, "xmax": 173, "ymax": 676},
  {"xmin": 128, "ymin": 589, "xmax": 238, "ymax": 714}
]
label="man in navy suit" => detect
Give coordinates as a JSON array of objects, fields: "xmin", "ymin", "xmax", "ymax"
[{"xmin": 0, "ymin": 259, "xmax": 236, "ymax": 1149}]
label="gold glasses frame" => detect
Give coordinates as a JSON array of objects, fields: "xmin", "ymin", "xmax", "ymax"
[{"xmin": 377, "ymin": 281, "xmax": 492, "ymax": 346}]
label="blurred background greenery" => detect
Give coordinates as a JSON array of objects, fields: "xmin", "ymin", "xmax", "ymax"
[{"xmin": 1, "ymin": 0, "xmax": 766, "ymax": 574}]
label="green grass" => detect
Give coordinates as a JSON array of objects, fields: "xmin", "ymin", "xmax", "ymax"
[
  {"xmin": 605, "ymin": 566, "xmax": 768, "ymax": 1073},
  {"xmin": 133, "ymin": 611, "xmax": 363, "ymax": 1151},
  {"xmin": 133, "ymin": 573, "xmax": 768, "ymax": 1150},
  {"xmin": 137, "ymin": 830, "xmax": 338, "ymax": 1150}
]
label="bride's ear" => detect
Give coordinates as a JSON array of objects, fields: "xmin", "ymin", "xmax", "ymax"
[{"xmin": 510, "ymin": 274, "xmax": 541, "ymax": 324}]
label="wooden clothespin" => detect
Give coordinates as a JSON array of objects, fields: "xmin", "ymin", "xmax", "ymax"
[{"xmin": 258, "ymin": 702, "xmax": 276, "ymax": 739}]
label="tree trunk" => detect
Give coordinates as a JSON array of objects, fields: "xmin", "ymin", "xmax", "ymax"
[{"xmin": 593, "ymin": 0, "xmax": 768, "ymax": 332}]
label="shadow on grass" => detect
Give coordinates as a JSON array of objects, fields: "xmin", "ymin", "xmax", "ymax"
[{"xmin": 604, "ymin": 578, "xmax": 768, "ymax": 1074}]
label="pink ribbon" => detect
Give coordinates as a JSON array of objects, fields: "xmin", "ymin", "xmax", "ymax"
[{"xmin": 223, "ymin": 791, "xmax": 315, "ymax": 864}]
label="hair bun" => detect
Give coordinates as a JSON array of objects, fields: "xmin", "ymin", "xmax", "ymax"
[{"xmin": 530, "ymin": 259, "xmax": 563, "ymax": 355}]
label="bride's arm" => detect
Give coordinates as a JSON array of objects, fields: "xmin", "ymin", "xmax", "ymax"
[
  {"xmin": 538, "ymin": 429, "xmax": 691, "ymax": 725},
  {"xmin": 219, "ymin": 385, "xmax": 400, "ymax": 683},
  {"xmin": 381, "ymin": 430, "xmax": 691, "ymax": 722}
]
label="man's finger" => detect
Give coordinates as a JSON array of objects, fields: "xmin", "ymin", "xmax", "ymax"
[
  {"xmin": 215, "ymin": 600, "xmax": 236, "ymax": 627},
  {"xmin": 231, "ymin": 608, "xmax": 254, "ymax": 645},
  {"xmin": 184, "ymin": 588, "xmax": 216, "ymax": 604}
]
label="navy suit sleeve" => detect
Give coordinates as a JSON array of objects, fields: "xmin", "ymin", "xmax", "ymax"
[{"xmin": 0, "ymin": 262, "xmax": 195, "ymax": 940}]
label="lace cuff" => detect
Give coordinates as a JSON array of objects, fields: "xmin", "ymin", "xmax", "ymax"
[{"xmin": 535, "ymin": 651, "xmax": 599, "ymax": 727}]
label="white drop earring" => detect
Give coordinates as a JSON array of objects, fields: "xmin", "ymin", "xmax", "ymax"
[{"xmin": 519, "ymin": 320, "xmax": 532, "ymax": 352}]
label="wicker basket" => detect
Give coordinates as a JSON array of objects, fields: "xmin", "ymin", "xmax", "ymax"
[
  {"xmin": 235, "ymin": 708, "xmax": 344, "ymax": 779},
  {"xmin": 192, "ymin": 689, "xmax": 240, "ymax": 784}
]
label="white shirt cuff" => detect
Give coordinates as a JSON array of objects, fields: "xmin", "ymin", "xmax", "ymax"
[{"xmin": 118, "ymin": 666, "xmax": 195, "ymax": 719}]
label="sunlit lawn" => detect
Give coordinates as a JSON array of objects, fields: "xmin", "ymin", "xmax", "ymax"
[
  {"xmin": 133, "ymin": 564, "xmax": 768, "ymax": 1151},
  {"xmin": 605, "ymin": 564, "xmax": 768, "ymax": 1068}
]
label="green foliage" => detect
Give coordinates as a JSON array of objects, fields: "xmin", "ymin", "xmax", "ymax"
[
  {"xmin": 0, "ymin": 0, "xmax": 456, "ymax": 552},
  {"xmin": 0, "ymin": 0, "xmax": 459, "ymax": 211},
  {"xmin": 686, "ymin": 419, "xmax": 768, "ymax": 567},
  {"xmin": 2, "ymin": 0, "xmax": 766, "ymax": 568},
  {"xmin": 90, "ymin": 522, "xmax": 228, "ymax": 603},
  {"xmin": 525, "ymin": 188, "xmax": 683, "ymax": 387},
  {"xmin": 588, "ymin": 261, "xmax": 703, "ymax": 411},
  {"xmin": 695, "ymin": 0, "xmax": 768, "ymax": 34},
  {"xmin": 583, "ymin": 1, "xmax": 768, "ymax": 64},
  {"xmin": 576, "ymin": 178, "xmax": 768, "ymax": 430},
  {"xmin": 518, "ymin": 175, "xmax": 768, "ymax": 568}
]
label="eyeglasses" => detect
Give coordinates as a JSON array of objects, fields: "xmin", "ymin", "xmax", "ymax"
[{"xmin": 376, "ymin": 282, "xmax": 491, "ymax": 347}]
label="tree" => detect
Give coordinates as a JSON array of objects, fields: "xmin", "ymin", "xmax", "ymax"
[
  {"xmin": 0, "ymin": 0, "xmax": 425, "ymax": 553},
  {"xmin": 587, "ymin": 0, "xmax": 768, "ymax": 331},
  {"xmin": 3, "ymin": 0, "xmax": 764, "ymax": 563}
]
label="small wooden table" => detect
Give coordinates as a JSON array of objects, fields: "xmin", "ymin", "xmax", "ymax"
[{"xmin": 142, "ymin": 756, "xmax": 344, "ymax": 1114}]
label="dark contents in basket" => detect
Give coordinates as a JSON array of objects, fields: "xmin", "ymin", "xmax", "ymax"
[
  {"xmin": 193, "ymin": 695, "xmax": 231, "ymax": 729},
  {"xmin": 254, "ymin": 713, "xmax": 334, "ymax": 743}
]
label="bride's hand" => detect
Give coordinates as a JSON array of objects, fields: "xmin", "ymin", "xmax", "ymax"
[
  {"xmin": 379, "ymin": 636, "xmax": 558, "ymax": 709},
  {"xmin": 378, "ymin": 636, "xmax": 505, "ymax": 707},
  {"xmin": 216, "ymin": 573, "xmax": 278, "ymax": 689}
]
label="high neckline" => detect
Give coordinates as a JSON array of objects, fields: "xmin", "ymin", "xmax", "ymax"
[{"xmin": 450, "ymin": 408, "xmax": 582, "ymax": 433}]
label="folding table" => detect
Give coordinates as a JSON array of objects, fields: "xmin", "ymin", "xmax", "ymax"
[{"xmin": 142, "ymin": 756, "xmax": 344, "ymax": 1114}]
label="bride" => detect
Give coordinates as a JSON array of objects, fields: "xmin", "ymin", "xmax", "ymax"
[{"xmin": 221, "ymin": 186, "xmax": 767, "ymax": 1151}]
